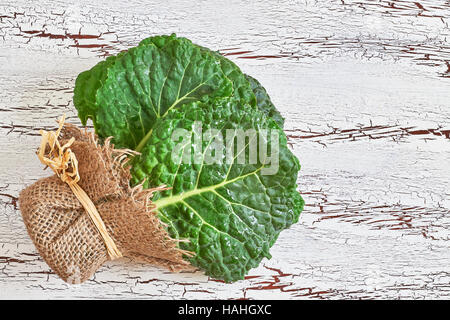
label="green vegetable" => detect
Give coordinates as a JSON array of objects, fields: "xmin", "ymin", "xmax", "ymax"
[
  {"xmin": 73, "ymin": 34, "xmax": 303, "ymax": 282},
  {"xmin": 245, "ymin": 74, "xmax": 284, "ymax": 128},
  {"xmin": 77, "ymin": 36, "xmax": 233, "ymax": 150},
  {"xmin": 74, "ymin": 34, "xmax": 284, "ymax": 148},
  {"xmin": 140, "ymin": 34, "xmax": 283, "ymax": 126},
  {"xmin": 130, "ymin": 100, "xmax": 303, "ymax": 282}
]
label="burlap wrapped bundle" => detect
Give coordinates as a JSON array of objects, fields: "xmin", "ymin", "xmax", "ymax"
[{"xmin": 19, "ymin": 120, "xmax": 192, "ymax": 284}]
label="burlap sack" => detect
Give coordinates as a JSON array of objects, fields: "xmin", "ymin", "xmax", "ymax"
[{"xmin": 19, "ymin": 124, "xmax": 192, "ymax": 284}]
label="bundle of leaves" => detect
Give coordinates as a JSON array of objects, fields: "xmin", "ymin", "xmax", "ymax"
[{"xmin": 74, "ymin": 34, "xmax": 304, "ymax": 282}]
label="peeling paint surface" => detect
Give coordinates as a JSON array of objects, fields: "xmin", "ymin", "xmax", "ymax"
[{"xmin": 0, "ymin": 0, "xmax": 449, "ymax": 299}]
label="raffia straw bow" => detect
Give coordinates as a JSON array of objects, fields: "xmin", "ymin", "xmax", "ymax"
[{"xmin": 37, "ymin": 115, "xmax": 123, "ymax": 260}]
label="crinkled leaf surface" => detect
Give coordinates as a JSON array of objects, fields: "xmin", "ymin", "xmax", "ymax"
[
  {"xmin": 75, "ymin": 36, "xmax": 233, "ymax": 149},
  {"xmin": 74, "ymin": 34, "xmax": 285, "ymax": 145},
  {"xmin": 95, "ymin": 38, "xmax": 233, "ymax": 150},
  {"xmin": 140, "ymin": 35, "xmax": 256, "ymax": 107},
  {"xmin": 73, "ymin": 34, "xmax": 303, "ymax": 282},
  {"xmin": 130, "ymin": 99, "xmax": 303, "ymax": 282},
  {"xmin": 199, "ymin": 44, "xmax": 285, "ymax": 128},
  {"xmin": 74, "ymin": 53, "xmax": 123, "ymax": 126},
  {"xmin": 140, "ymin": 35, "xmax": 284, "ymax": 128},
  {"xmin": 245, "ymin": 74, "xmax": 285, "ymax": 128}
]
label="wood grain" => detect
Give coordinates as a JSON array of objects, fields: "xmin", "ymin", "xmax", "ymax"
[{"xmin": 0, "ymin": 0, "xmax": 449, "ymax": 299}]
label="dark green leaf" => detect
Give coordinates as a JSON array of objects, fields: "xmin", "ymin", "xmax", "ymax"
[{"xmin": 130, "ymin": 99, "xmax": 303, "ymax": 282}]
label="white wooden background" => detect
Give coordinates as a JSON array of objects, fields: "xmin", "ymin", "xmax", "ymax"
[{"xmin": 0, "ymin": 0, "xmax": 449, "ymax": 300}]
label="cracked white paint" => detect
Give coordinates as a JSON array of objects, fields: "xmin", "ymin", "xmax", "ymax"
[{"xmin": 0, "ymin": 0, "xmax": 449, "ymax": 299}]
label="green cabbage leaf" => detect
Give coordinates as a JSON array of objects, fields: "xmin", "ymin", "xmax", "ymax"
[
  {"xmin": 73, "ymin": 34, "xmax": 302, "ymax": 282},
  {"xmin": 130, "ymin": 100, "xmax": 303, "ymax": 282},
  {"xmin": 74, "ymin": 34, "xmax": 284, "ymax": 150}
]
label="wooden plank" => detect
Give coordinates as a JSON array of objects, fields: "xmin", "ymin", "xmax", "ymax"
[{"xmin": 0, "ymin": 0, "xmax": 449, "ymax": 299}]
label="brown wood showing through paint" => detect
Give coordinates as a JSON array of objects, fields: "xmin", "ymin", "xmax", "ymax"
[{"xmin": 0, "ymin": 0, "xmax": 449, "ymax": 299}]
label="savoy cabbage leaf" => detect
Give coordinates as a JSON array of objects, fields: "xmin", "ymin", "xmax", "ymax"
[
  {"xmin": 130, "ymin": 99, "xmax": 303, "ymax": 282},
  {"xmin": 74, "ymin": 34, "xmax": 284, "ymax": 147},
  {"xmin": 93, "ymin": 37, "xmax": 233, "ymax": 150},
  {"xmin": 73, "ymin": 34, "xmax": 303, "ymax": 282},
  {"xmin": 245, "ymin": 74, "xmax": 285, "ymax": 128},
  {"xmin": 73, "ymin": 52, "xmax": 124, "ymax": 127}
]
